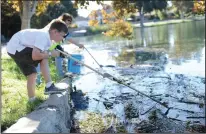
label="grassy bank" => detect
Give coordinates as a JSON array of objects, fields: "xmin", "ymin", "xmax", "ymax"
[
  {"xmin": 85, "ymin": 25, "xmax": 109, "ymax": 35},
  {"xmin": 133, "ymin": 19, "xmax": 193, "ymax": 27},
  {"xmin": 132, "ymin": 17, "xmax": 205, "ymax": 28},
  {"xmin": 1, "ymin": 55, "xmax": 60, "ymax": 131}
]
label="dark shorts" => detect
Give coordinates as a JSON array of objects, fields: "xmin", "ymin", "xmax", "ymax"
[{"xmin": 8, "ymin": 47, "xmax": 42, "ymax": 76}]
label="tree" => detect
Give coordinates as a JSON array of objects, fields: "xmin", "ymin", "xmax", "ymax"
[
  {"xmin": 74, "ymin": 0, "xmax": 166, "ymax": 39},
  {"xmin": 74, "ymin": 0, "xmax": 103, "ymax": 9},
  {"xmin": 61, "ymin": 0, "xmax": 78, "ymax": 18},
  {"xmin": 193, "ymin": 0, "xmax": 205, "ymax": 15},
  {"xmin": 112, "ymin": 0, "xmax": 137, "ymax": 19},
  {"xmin": 1, "ymin": 0, "xmax": 21, "ymax": 38},
  {"xmin": 172, "ymin": 1, "xmax": 194, "ymax": 19},
  {"xmin": 8, "ymin": 0, "xmax": 60, "ymax": 29},
  {"xmin": 151, "ymin": 0, "xmax": 167, "ymax": 20},
  {"xmin": 88, "ymin": 10, "xmax": 99, "ymax": 26},
  {"xmin": 31, "ymin": 1, "xmax": 78, "ymax": 29},
  {"xmin": 103, "ymin": 19, "xmax": 134, "ymax": 40},
  {"xmin": 112, "ymin": 0, "xmax": 167, "ymax": 27}
]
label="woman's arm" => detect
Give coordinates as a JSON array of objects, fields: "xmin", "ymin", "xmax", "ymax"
[{"xmin": 67, "ymin": 38, "xmax": 84, "ymax": 48}]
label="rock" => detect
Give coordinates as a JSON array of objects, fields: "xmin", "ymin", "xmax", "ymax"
[{"xmin": 4, "ymin": 92, "xmax": 71, "ymax": 133}]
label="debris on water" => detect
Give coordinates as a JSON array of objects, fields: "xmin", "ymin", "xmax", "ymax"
[
  {"xmin": 116, "ymin": 125, "xmax": 127, "ymax": 133},
  {"xmin": 70, "ymin": 49, "xmax": 205, "ymax": 133},
  {"xmin": 165, "ymin": 94, "xmax": 169, "ymax": 97},
  {"xmin": 78, "ymin": 112, "xmax": 106, "ymax": 133},
  {"xmin": 73, "ymin": 112, "xmax": 121, "ymax": 133},
  {"xmin": 135, "ymin": 109, "xmax": 186, "ymax": 133},
  {"xmin": 104, "ymin": 65, "xmax": 116, "ymax": 68},
  {"xmin": 71, "ymin": 90, "xmax": 89, "ymax": 110},
  {"xmin": 103, "ymin": 101, "xmax": 113, "ymax": 109},
  {"xmin": 177, "ymin": 89, "xmax": 181, "ymax": 93},
  {"xmin": 135, "ymin": 120, "xmax": 157, "ymax": 133},
  {"xmin": 93, "ymin": 98, "xmax": 100, "ymax": 102},
  {"xmin": 148, "ymin": 110, "xmax": 158, "ymax": 121},
  {"xmin": 186, "ymin": 123, "xmax": 206, "ymax": 133},
  {"xmin": 73, "ymin": 85, "xmax": 77, "ymax": 92},
  {"xmin": 124, "ymin": 102, "xmax": 139, "ymax": 119}
]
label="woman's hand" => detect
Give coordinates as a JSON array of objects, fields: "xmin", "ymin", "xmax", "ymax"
[{"xmin": 78, "ymin": 44, "xmax": 84, "ymax": 49}]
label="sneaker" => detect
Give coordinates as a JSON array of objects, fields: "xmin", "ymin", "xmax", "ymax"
[{"xmin": 44, "ymin": 83, "xmax": 66, "ymax": 95}]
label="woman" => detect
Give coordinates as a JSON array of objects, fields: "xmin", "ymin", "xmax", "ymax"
[{"xmin": 43, "ymin": 13, "xmax": 84, "ymax": 48}]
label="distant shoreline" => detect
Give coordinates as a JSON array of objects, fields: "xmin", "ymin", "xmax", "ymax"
[{"xmin": 132, "ymin": 17, "xmax": 205, "ymax": 28}]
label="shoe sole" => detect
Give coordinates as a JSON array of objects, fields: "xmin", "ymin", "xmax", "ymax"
[{"xmin": 44, "ymin": 90, "xmax": 66, "ymax": 95}]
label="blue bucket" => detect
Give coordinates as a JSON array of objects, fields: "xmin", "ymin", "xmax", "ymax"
[{"xmin": 68, "ymin": 54, "xmax": 83, "ymax": 74}]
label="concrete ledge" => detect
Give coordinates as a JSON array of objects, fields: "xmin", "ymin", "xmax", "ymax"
[{"xmin": 4, "ymin": 91, "xmax": 71, "ymax": 133}]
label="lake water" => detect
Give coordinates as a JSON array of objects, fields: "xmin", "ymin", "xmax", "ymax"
[{"xmin": 64, "ymin": 20, "xmax": 205, "ymax": 133}]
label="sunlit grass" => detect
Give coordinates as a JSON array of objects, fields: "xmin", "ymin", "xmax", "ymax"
[{"xmin": 1, "ymin": 56, "xmax": 60, "ymax": 131}]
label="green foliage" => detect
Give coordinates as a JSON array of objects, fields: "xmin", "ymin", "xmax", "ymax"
[
  {"xmin": 88, "ymin": 20, "xmax": 99, "ymax": 26},
  {"xmin": 1, "ymin": 0, "xmax": 18, "ymax": 17},
  {"xmin": 86, "ymin": 25, "xmax": 109, "ymax": 35},
  {"xmin": 132, "ymin": 1, "xmax": 167, "ymax": 14},
  {"xmin": 74, "ymin": 0, "xmax": 103, "ymax": 9},
  {"xmin": 61, "ymin": 0, "xmax": 78, "ymax": 18},
  {"xmin": 112, "ymin": 0, "xmax": 137, "ymax": 18},
  {"xmin": 1, "ymin": 0, "xmax": 21, "ymax": 38},
  {"xmin": 151, "ymin": 0, "xmax": 167, "ymax": 11},
  {"xmin": 172, "ymin": 1, "xmax": 194, "ymax": 17},
  {"xmin": 193, "ymin": 1, "xmax": 205, "ymax": 15},
  {"xmin": 31, "ymin": 1, "xmax": 77, "ymax": 28},
  {"xmin": 104, "ymin": 20, "xmax": 134, "ymax": 40},
  {"xmin": 157, "ymin": 10, "xmax": 166, "ymax": 20},
  {"xmin": 2, "ymin": 58, "xmax": 25, "ymax": 80}
]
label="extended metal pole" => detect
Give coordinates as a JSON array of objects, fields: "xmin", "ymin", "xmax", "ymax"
[
  {"xmin": 56, "ymin": 49, "xmax": 169, "ymax": 108},
  {"xmin": 84, "ymin": 47, "xmax": 103, "ymax": 68}
]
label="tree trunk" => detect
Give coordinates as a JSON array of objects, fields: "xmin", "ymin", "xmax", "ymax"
[
  {"xmin": 139, "ymin": 6, "xmax": 144, "ymax": 28},
  {"xmin": 21, "ymin": 1, "xmax": 37, "ymax": 29},
  {"xmin": 21, "ymin": 1, "xmax": 31, "ymax": 29},
  {"xmin": 140, "ymin": 27, "xmax": 145, "ymax": 46},
  {"xmin": 179, "ymin": 10, "xmax": 184, "ymax": 19}
]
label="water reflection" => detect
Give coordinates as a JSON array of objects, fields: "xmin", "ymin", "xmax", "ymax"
[
  {"xmin": 165, "ymin": 46, "xmax": 205, "ymax": 77},
  {"xmin": 71, "ymin": 20, "xmax": 205, "ymax": 77}
]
